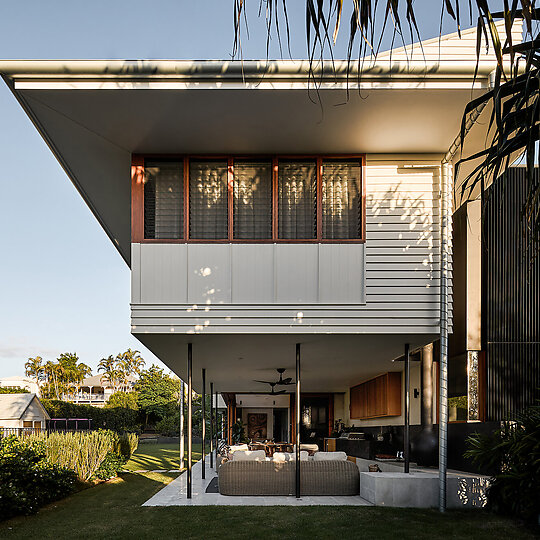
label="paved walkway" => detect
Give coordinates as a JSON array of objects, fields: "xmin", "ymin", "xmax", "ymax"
[{"xmin": 143, "ymin": 455, "xmax": 372, "ymax": 507}]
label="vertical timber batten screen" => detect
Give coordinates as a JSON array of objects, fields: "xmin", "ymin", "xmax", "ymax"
[
  {"xmin": 134, "ymin": 155, "xmax": 365, "ymax": 242},
  {"xmin": 483, "ymin": 167, "xmax": 540, "ymax": 420}
]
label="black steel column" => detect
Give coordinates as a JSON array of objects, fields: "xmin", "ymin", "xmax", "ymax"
[
  {"xmin": 214, "ymin": 391, "xmax": 217, "ymax": 460},
  {"xmin": 404, "ymin": 343, "xmax": 410, "ymax": 473},
  {"xmin": 202, "ymin": 368, "xmax": 206, "ymax": 479},
  {"xmin": 210, "ymin": 382, "xmax": 214, "ymax": 469},
  {"xmin": 187, "ymin": 343, "xmax": 192, "ymax": 498},
  {"xmin": 295, "ymin": 343, "xmax": 301, "ymax": 498}
]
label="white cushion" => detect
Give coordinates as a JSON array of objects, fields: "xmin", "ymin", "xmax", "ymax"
[
  {"xmin": 231, "ymin": 450, "xmax": 266, "ymax": 461},
  {"xmin": 229, "ymin": 444, "xmax": 249, "ymax": 453},
  {"xmin": 272, "ymin": 452, "xmax": 288, "ymax": 463},
  {"xmin": 282, "ymin": 451, "xmax": 309, "ymax": 461},
  {"xmin": 313, "ymin": 451, "xmax": 348, "ymax": 461}
]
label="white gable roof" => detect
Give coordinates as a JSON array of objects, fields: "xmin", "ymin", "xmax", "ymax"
[
  {"xmin": 376, "ymin": 18, "xmax": 523, "ymax": 63},
  {"xmin": 0, "ymin": 393, "xmax": 50, "ymax": 420}
]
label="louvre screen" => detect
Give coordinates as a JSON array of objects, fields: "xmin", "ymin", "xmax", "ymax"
[
  {"xmin": 144, "ymin": 161, "xmax": 183, "ymax": 239},
  {"xmin": 189, "ymin": 160, "xmax": 229, "ymax": 239},
  {"xmin": 322, "ymin": 160, "xmax": 362, "ymax": 239},
  {"xmin": 278, "ymin": 160, "xmax": 317, "ymax": 239},
  {"xmin": 233, "ymin": 160, "xmax": 272, "ymax": 239}
]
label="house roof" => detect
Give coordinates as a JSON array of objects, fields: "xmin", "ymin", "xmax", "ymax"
[
  {"xmin": 81, "ymin": 374, "xmax": 137, "ymax": 387},
  {"xmin": 0, "ymin": 393, "xmax": 50, "ymax": 420},
  {"xmin": 0, "ymin": 20, "xmax": 520, "ymax": 264}
]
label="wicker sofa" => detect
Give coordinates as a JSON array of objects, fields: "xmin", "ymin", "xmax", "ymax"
[{"xmin": 218, "ymin": 460, "xmax": 360, "ymax": 496}]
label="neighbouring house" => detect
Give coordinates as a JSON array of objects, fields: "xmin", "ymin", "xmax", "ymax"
[
  {"xmin": 1, "ymin": 19, "xmax": 537, "ymax": 507},
  {"xmin": 64, "ymin": 374, "xmax": 137, "ymax": 407},
  {"xmin": 0, "ymin": 393, "xmax": 50, "ymax": 435},
  {"xmin": 0, "ymin": 376, "xmax": 40, "ymax": 396}
]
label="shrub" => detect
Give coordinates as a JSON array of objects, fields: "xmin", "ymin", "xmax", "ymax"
[
  {"xmin": 95, "ymin": 452, "xmax": 125, "ymax": 480},
  {"xmin": 27, "ymin": 431, "xmax": 117, "ymax": 482},
  {"xmin": 26, "ymin": 430, "xmax": 139, "ymax": 482},
  {"xmin": 115, "ymin": 432, "xmax": 139, "ymax": 462},
  {"xmin": 156, "ymin": 413, "xmax": 180, "ymax": 437},
  {"xmin": 465, "ymin": 402, "xmax": 540, "ymax": 523},
  {"xmin": 0, "ymin": 435, "xmax": 76, "ymax": 520}
]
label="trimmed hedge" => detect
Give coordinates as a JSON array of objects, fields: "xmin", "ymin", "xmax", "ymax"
[
  {"xmin": 42, "ymin": 399, "xmax": 140, "ymax": 433},
  {"xmin": 0, "ymin": 435, "xmax": 76, "ymax": 521}
]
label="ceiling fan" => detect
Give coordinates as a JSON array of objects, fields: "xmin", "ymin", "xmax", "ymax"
[{"xmin": 254, "ymin": 368, "xmax": 294, "ymax": 393}]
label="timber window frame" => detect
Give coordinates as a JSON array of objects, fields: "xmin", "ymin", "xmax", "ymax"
[{"xmin": 131, "ymin": 154, "xmax": 366, "ymax": 243}]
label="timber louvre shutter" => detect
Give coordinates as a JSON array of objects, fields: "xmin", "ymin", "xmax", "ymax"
[
  {"xmin": 144, "ymin": 161, "xmax": 183, "ymax": 239},
  {"xmin": 278, "ymin": 160, "xmax": 317, "ymax": 239},
  {"xmin": 322, "ymin": 160, "xmax": 362, "ymax": 239},
  {"xmin": 189, "ymin": 160, "xmax": 229, "ymax": 239},
  {"xmin": 233, "ymin": 160, "xmax": 272, "ymax": 239}
]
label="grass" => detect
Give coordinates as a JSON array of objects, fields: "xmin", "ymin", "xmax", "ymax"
[
  {"xmin": 124, "ymin": 442, "xmax": 202, "ymax": 471},
  {"xmin": 1, "ymin": 469, "xmax": 537, "ymax": 540}
]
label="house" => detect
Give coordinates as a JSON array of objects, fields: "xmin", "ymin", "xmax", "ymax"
[
  {"xmin": 0, "ymin": 376, "xmax": 40, "ymax": 395},
  {"xmin": 0, "ymin": 393, "xmax": 50, "ymax": 436},
  {"xmin": 64, "ymin": 374, "xmax": 137, "ymax": 407},
  {"xmin": 1, "ymin": 19, "xmax": 536, "ymax": 508}
]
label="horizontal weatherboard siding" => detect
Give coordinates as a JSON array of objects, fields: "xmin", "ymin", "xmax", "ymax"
[{"xmin": 131, "ymin": 154, "xmax": 450, "ymax": 334}]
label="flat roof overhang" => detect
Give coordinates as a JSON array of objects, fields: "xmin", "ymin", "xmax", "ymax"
[
  {"xmin": 0, "ymin": 59, "xmax": 497, "ymax": 264},
  {"xmin": 134, "ymin": 332, "xmax": 434, "ymax": 394}
]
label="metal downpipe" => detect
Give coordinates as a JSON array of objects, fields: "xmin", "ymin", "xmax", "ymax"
[{"xmin": 438, "ymin": 96, "xmax": 488, "ymax": 512}]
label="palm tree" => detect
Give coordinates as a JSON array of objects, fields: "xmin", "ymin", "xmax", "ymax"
[
  {"xmin": 116, "ymin": 349, "xmax": 145, "ymax": 390},
  {"xmin": 233, "ymin": 1, "xmax": 539, "ymax": 255},
  {"xmin": 98, "ymin": 355, "xmax": 120, "ymax": 393},
  {"xmin": 25, "ymin": 356, "xmax": 44, "ymax": 388}
]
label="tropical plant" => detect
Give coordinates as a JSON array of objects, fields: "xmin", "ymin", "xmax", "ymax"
[
  {"xmin": 231, "ymin": 420, "xmax": 248, "ymax": 444},
  {"xmin": 233, "ymin": 1, "xmax": 539, "ymax": 257},
  {"xmin": 116, "ymin": 348, "xmax": 145, "ymax": 391},
  {"xmin": 98, "ymin": 355, "xmax": 121, "ymax": 392},
  {"xmin": 35, "ymin": 353, "xmax": 92, "ymax": 399},
  {"xmin": 465, "ymin": 401, "xmax": 540, "ymax": 523},
  {"xmin": 24, "ymin": 355, "xmax": 44, "ymax": 387},
  {"xmin": 0, "ymin": 435, "xmax": 76, "ymax": 520}
]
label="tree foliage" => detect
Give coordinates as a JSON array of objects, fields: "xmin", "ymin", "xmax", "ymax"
[
  {"xmin": 135, "ymin": 365, "xmax": 181, "ymax": 424},
  {"xmin": 26, "ymin": 353, "xmax": 92, "ymax": 400},
  {"xmin": 233, "ymin": 1, "xmax": 539, "ymax": 256},
  {"xmin": 465, "ymin": 401, "xmax": 540, "ymax": 522}
]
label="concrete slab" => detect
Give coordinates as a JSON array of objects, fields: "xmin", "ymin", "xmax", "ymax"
[{"xmin": 143, "ymin": 455, "xmax": 372, "ymax": 507}]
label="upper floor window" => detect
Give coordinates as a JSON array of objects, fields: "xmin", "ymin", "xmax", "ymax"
[{"xmin": 136, "ymin": 155, "xmax": 364, "ymax": 242}]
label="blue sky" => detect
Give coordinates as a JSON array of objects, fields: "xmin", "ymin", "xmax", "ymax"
[{"xmin": 0, "ymin": 1, "xmax": 485, "ymax": 378}]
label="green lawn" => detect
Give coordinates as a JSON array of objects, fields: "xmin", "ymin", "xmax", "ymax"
[
  {"xmin": 1, "ymin": 469, "xmax": 536, "ymax": 540},
  {"xmin": 124, "ymin": 442, "xmax": 203, "ymax": 471}
]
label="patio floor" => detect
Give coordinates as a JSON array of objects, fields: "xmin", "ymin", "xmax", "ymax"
[{"xmin": 143, "ymin": 455, "xmax": 372, "ymax": 507}]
